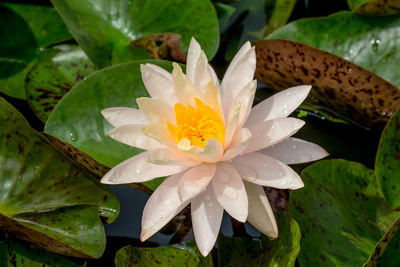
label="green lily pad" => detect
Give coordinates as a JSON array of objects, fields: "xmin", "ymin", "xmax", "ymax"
[
  {"xmin": 375, "ymin": 107, "xmax": 400, "ymax": 209},
  {"xmin": 26, "ymin": 44, "xmax": 96, "ymax": 123},
  {"xmin": 0, "ymin": 3, "xmax": 72, "ymax": 99},
  {"xmin": 114, "ymin": 240, "xmax": 213, "ymax": 267},
  {"xmin": 0, "ymin": 239, "xmax": 82, "ymax": 267},
  {"xmin": 291, "ymin": 159, "xmax": 400, "ymax": 266},
  {"xmin": 268, "ymin": 12, "xmax": 400, "ymax": 89},
  {"xmin": 50, "ymin": 0, "xmax": 219, "ymax": 67},
  {"xmin": 224, "ymin": 0, "xmax": 296, "ymax": 60},
  {"xmin": 218, "ymin": 212, "xmax": 300, "ymax": 267},
  {"xmin": 214, "ymin": 2, "xmax": 236, "ymax": 32},
  {"xmin": 0, "ymin": 98, "xmax": 120, "ymax": 258},
  {"xmin": 348, "ymin": 0, "xmax": 400, "ymax": 15},
  {"xmin": 253, "ymin": 39, "xmax": 400, "ymax": 126}
]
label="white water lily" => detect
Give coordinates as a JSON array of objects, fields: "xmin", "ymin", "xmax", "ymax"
[{"xmin": 101, "ymin": 38, "xmax": 328, "ymax": 256}]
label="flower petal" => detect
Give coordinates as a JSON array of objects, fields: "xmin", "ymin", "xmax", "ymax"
[
  {"xmin": 232, "ymin": 152, "xmax": 304, "ymax": 189},
  {"xmin": 136, "ymin": 97, "xmax": 175, "ymax": 125},
  {"xmin": 107, "ymin": 124, "xmax": 162, "ymax": 150},
  {"xmin": 101, "ymin": 107, "xmax": 149, "ymax": 128},
  {"xmin": 208, "ymin": 64, "xmax": 221, "ymax": 88},
  {"xmin": 245, "ymin": 85, "xmax": 311, "ymax": 127},
  {"xmin": 172, "ymin": 63, "xmax": 201, "ymax": 106},
  {"xmin": 148, "ymin": 147, "xmax": 199, "ymax": 167},
  {"xmin": 222, "ymin": 42, "xmax": 256, "ymax": 116},
  {"xmin": 245, "ymin": 117, "xmax": 305, "ymax": 154},
  {"xmin": 244, "ymin": 181, "xmax": 278, "ymax": 238},
  {"xmin": 178, "ymin": 164, "xmax": 216, "ymax": 202},
  {"xmin": 177, "ymin": 138, "xmax": 223, "ymax": 163},
  {"xmin": 224, "ymin": 101, "xmax": 241, "ymax": 149},
  {"xmin": 141, "ymin": 172, "xmax": 189, "ymax": 241},
  {"xmin": 191, "ymin": 185, "xmax": 223, "ymax": 256},
  {"xmin": 143, "ymin": 123, "xmax": 176, "ymax": 147},
  {"xmin": 186, "ymin": 37, "xmax": 202, "ymax": 83},
  {"xmin": 261, "ymin": 137, "xmax": 329, "ymax": 164},
  {"xmin": 232, "ymin": 80, "xmax": 257, "ymax": 127},
  {"xmin": 222, "ymin": 128, "xmax": 252, "ymax": 161},
  {"xmin": 212, "ymin": 163, "xmax": 248, "ymax": 222},
  {"xmin": 201, "ymin": 81, "xmax": 224, "ymax": 120},
  {"xmin": 140, "ymin": 63, "xmax": 176, "ymax": 104},
  {"xmin": 101, "ymin": 151, "xmax": 187, "ymax": 184}
]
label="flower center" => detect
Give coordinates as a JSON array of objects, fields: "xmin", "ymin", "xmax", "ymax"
[{"xmin": 167, "ymin": 98, "xmax": 225, "ymax": 148}]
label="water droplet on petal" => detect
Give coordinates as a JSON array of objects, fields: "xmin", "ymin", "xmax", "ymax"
[
  {"xmin": 286, "ymin": 92, "xmax": 290, "ymax": 96},
  {"xmin": 136, "ymin": 169, "xmax": 141, "ymax": 174},
  {"xmin": 224, "ymin": 187, "xmax": 238, "ymax": 200},
  {"xmin": 164, "ymin": 200, "xmax": 170, "ymax": 206},
  {"xmin": 281, "ymin": 180, "xmax": 288, "ymax": 186},
  {"xmin": 292, "ymin": 144, "xmax": 297, "ymax": 150}
]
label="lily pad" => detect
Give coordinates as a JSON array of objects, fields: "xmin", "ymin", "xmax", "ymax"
[
  {"xmin": 291, "ymin": 159, "xmax": 400, "ymax": 266},
  {"xmin": 26, "ymin": 44, "xmax": 96, "ymax": 123},
  {"xmin": 253, "ymin": 39, "xmax": 400, "ymax": 126},
  {"xmin": 375, "ymin": 107, "xmax": 400, "ymax": 209},
  {"xmin": 50, "ymin": 0, "xmax": 219, "ymax": 67},
  {"xmin": 0, "ymin": 98, "xmax": 120, "ymax": 258},
  {"xmin": 114, "ymin": 240, "xmax": 213, "ymax": 267},
  {"xmin": 267, "ymin": 11, "xmax": 400, "ymax": 89},
  {"xmin": 0, "ymin": 239, "xmax": 81, "ymax": 267},
  {"xmin": 218, "ymin": 212, "xmax": 300, "ymax": 267},
  {"xmin": 0, "ymin": 3, "xmax": 72, "ymax": 99},
  {"xmin": 348, "ymin": 0, "xmax": 400, "ymax": 15}
]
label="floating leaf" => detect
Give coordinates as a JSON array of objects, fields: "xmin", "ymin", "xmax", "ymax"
[
  {"xmin": 26, "ymin": 44, "xmax": 96, "ymax": 123},
  {"xmin": 291, "ymin": 159, "xmax": 400, "ymax": 266},
  {"xmin": 218, "ymin": 212, "xmax": 300, "ymax": 267},
  {"xmin": 375, "ymin": 107, "xmax": 400, "ymax": 209},
  {"xmin": 253, "ymin": 39, "xmax": 400, "ymax": 126},
  {"xmin": 268, "ymin": 11, "xmax": 400, "ymax": 89},
  {"xmin": 214, "ymin": 2, "xmax": 236, "ymax": 32},
  {"xmin": 0, "ymin": 239, "xmax": 81, "ymax": 267},
  {"xmin": 114, "ymin": 240, "xmax": 213, "ymax": 267},
  {"xmin": 50, "ymin": 0, "xmax": 219, "ymax": 67},
  {"xmin": 348, "ymin": 0, "xmax": 400, "ymax": 15},
  {"xmin": 0, "ymin": 3, "xmax": 72, "ymax": 99},
  {"xmin": 0, "ymin": 98, "xmax": 119, "ymax": 258}
]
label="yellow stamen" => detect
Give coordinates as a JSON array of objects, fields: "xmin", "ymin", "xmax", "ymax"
[{"xmin": 167, "ymin": 98, "xmax": 225, "ymax": 148}]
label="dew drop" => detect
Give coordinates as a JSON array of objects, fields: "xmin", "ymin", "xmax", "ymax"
[
  {"xmin": 286, "ymin": 92, "xmax": 290, "ymax": 96},
  {"xmin": 289, "ymin": 182, "xmax": 295, "ymax": 187},
  {"xmin": 292, "ymin": 144, "xmax": 297, "ymax": 150},
  {"xmin": 69, "ymin": 131, "xmax": 78, "ymax": 142},
  {"xmin": 281, "ymin": 180, "xmax": 288, "ymax": 186},
  {"xmin": 348, "ymin": 67, "xmax": 352, "ymax": 72},
  {"xmin": 224, "ymin": 187, "xmax": 238, "ymax": 200},
  {"xmin": 371, "ymin": 39, "xmax": 381, "ymax": 51},
  {"xmin": 136, "ymin": 169, "xmax": 141, "ymax": 174},
  {"xmin": 164, "ymin": 200, "xmax": 170, "ymax": 206}
]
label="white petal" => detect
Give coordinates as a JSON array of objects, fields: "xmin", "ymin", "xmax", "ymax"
[
  {"xmin": 141, "ymin": 172, "xmax": 189, "ymax": 241},
  {"xmin": 232, "ymin": 152, "xmax": 304, "ymax": 189},
  {"xmin": 172, "ymin": 63, "xmax": 200, "ymax": 106},
  {"xmin": 224, "ymin": 101, "xmax": 241, "ymax": 149},
  {"xmin": 177, "ymin": 138, "xmax": 223, "ymax": 163},
  {"xmin": 107, "ymin": 124, "xmax": 162, "ymax": 150},
  {"xmin": 261, "ymin": 137, "xmax": 329, "ymax": 164},
  {"xmin": 208, "ymin": 64, "xmax": 221, "ymax": 88},
  {"xmin": 186, "ymin": 37, "xmax": 202, "ymax": 83},
  {"xmin": 143, "ymin": 123, "xmax": 176, "ymax": 147},
  {"xmin": 222, "ymin": 128, "xmax": 252, "ymax": 161},
  {"xmin": 101, "ymin": 107, "xmax": 148, "ymax": 127},
  {"xmin": 140, "ymin": 63, "xmax": 176, "ymax": 104},
  {"xmin": 101, "ymin": 151, "xmax": 187, "ymax": 184},
  {"xmin": 245, "ymin": 85, "xmax": 312, "ymax": 127},
  {"xmin": 244, "ymin": 181, "xmax": 278, "ymax": 238},
  {"xmin": 191, "ymin": 185, "xmax": 223, "ymax": 256},
  {"xmin": 222, "ymin": 42, "xmax": 256, "ymax": 116},
  {"xmin": 193, "ymin": 51, "xmax": 213, "ymax": 96},
  {"xmin": 245, "ymin": 118, "xmax": 305, "ymax": 154},
  {"xmin": 232, "ymin": 80, "xmax": 257, "ymax": 127},
  {"xmin": 178, "ymin": 164, "xmax": 216, "ymax": 202},
  {"xmin": 212, "ymin": 163, "xmax": 248, "ymax": 222},
  {"xmin": 148, "ymin": 148, "xmax": 199, "ymax": 167},
  {"xmin": 201, "ymin": 81, "xmax": 224, "ymax": 120},
  {"xmin": 137, "ymin": 97, "xmax": 175, "ymax": 125}
]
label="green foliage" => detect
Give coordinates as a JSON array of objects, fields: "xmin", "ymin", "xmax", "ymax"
[
  {"xmin": 115, "ymin": 240, "xmax": 213, "ymax": 267},
  {"xmin": 376, "ymin": 107, "xmax": 400, "ymax": 209},
  {"xmin": 347, "ymin": 0, "xmax": 400, "ymax": 15},
  {"xmin": 50, "ymin": 0, "xmax": 220, "ymax": 67},
  {"xmin": 0, "ymin": 98, "xmax": 119, "ymax": 258},
  {"xmin": 218, "ymin": 212, "xmax": 300, "ymax": 267}
]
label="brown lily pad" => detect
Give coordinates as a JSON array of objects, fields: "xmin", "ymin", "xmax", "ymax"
[{"xmin": 253, "ymin": 39, "xmax": 400, "ymax": 126}]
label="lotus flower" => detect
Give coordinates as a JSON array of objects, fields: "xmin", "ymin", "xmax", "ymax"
[{"xmin": 101, "ymin": 38, "xmax": 328, "ymax": 256}]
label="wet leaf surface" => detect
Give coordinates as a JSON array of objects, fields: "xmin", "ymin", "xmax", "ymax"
[
  {"xmin": 253, "ymin": 39, "xmax": 400, "ymax": 126},
  {"xmin": 291, "ymin": 159, "xmax": 400, "ymax": 266},
  {"xmin": 218, "ymin": 212, "xmax": 300, "ymax": 267},
  {"xmin": 0, "ymin": 239, "xmax": 82, "ymax": 267},
  {"xmin": 375, "ymin": 107, "xmax": 400, "ymax": 209},
  {"xmin": 0, "ymin": 98, "xmax": 120, "ymax": 258},
  {"xmin": 348, "ymin": 0, "xmax": 400, "ymax": 15},
  {"xmin": 26, "ymin": 44, "xmax": 96, "ymax": 123},
  {"xmin": 0, "ymin": 3, "xmax": 72, "ymax": 99},
  {"xmin": 50, "ymin": 0, "xmax": 219, "ymax": 67},
  {"xmin": 268, "ymin": 11, "xmax": 400, "ymax": 89},
  {"xmin": 114, "ymin": 240, "xmax": 213, "ymax": 267}
]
